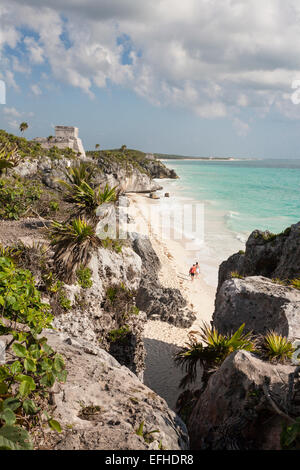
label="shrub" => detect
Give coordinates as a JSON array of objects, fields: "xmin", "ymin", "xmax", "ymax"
[
  {"xmin": 62, "ymin": 181, "xmax": 118, "ymax": 218},
  {"xmin": 61, "ymin": 161, "xmax": 93, "ymax": 187},
  {"xmin": 49, "ymin": 217, "xmax": 100, "ymax": 281},
  {"xmin": 258, "ymin": 331, "xmax": 295, "ymax": 363},
  {"xmin": 76, "ymin": 265, "xmax": 93, "ymax": 289},
  {"xmin": 0, "ymin": 256, "xmax": 67, "ymax": 449},
  {"xmin": 49, "ymin": 200, "xmax": 60, "ymax": 212},
  {"xmin": 175, "ymin": 323, "xmax": 255, "ymax": 388},
  {"xmin": 0, "ymin": 177, "xmax": 42, "ymax": 220},
  {"xmin": 108, "ymin": 325, "xmax": 131, "ymax": 343},
  {"xmin": 0, "ymin": 143, "xmax": 21, "ymax": 176},
  {"xmin": 230, "ymin": 271, "xmax": 244, "ymax": 279},
  {"xmin": 291, "ymin": 279, "xmax": 300, "ymax": 290}
]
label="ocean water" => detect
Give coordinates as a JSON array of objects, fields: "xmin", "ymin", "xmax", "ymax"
[{"xmin": 157, "ymin": 159, "xmax": 300, "ymax": 286}]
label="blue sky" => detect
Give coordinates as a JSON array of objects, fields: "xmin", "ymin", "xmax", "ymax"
[{"xmin": 1, "ymin": 0, "xmax": 300, "ymax": 158}]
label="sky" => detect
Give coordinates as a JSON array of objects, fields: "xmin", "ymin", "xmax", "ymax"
[{"xmin": 1, "ymin": 1, "xmax": 300, "ymax": 158}]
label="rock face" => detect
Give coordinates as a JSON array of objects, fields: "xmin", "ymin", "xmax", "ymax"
[
  {"xmin": 45, "ymin": 331, "xmax": 189, "ymax": 451},
  {"xmin": 188, "ymin": 350, "xmax": 300, "ymax": 450},
  {"xmin": 52, "ymin": 246, "xmax": 146, "ymax": 378},
  {"xmin": 131, "ymin": 234, "xmax": 196, "ymax": 327},
  {"xmin": 140, "ymin": 157, "xmax": 178, "ymax": 180},
  {"xmin": 93, "ymin": 166, "xmax": 162, "ymax": 194},
  {"xmin": 218, "ymin": 222, "xmax": 300, "ymax": 292},
  {"xmin": 213, "ymin": 276, "xmax": 300, "ymax": 339}
]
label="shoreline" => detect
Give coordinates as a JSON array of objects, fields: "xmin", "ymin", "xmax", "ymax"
[{"xmin": 128, "ymin": 191, "xmax": 216, "ymax": 410}]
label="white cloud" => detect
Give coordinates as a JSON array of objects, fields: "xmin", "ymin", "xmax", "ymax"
[
  {"xmin": 3, "ymin": 107, "xmax": 21, "ymax": 118},
  {"xmin": 1, "ymin": 0, "xmax": 300, "ymax": 120},
  {"xmin": 24, "ymin": 36, "xmax": 44, "ymax": 64},
  {"xmin": 31, "ymin": 84, "xmax": 42, "ymax": 95}
]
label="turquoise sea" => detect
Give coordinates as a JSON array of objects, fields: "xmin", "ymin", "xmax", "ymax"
[{"xmin": 158, "ymin": 159, "xmax": 300, "ymax": 286}]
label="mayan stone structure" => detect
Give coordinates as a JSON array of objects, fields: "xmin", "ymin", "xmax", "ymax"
[{"xmin": 33, "ymin": 126, "xmax": 86, "ymax": 158}]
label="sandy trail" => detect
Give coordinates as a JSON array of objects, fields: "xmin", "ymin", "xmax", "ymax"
[{"xmin": 129, "ymin": 194, "xmax": 216, "ymax": 410}]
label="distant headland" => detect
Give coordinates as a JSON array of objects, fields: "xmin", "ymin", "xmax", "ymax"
[{"xmin": 155, "ymin": 153, "xmax": 237, "ymax": 161}]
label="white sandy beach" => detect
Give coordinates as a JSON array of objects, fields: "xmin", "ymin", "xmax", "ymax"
[{"xmin": 128, "ymin": 193, "xmax": 216, "ymax": 410}]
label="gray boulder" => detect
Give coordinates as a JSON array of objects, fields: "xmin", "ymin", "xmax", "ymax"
[
  {"xmin": 213, "ymin": 276, "xmax": 300, "ymax": 339},
  {"xmin": 188, "ymin": 350, "xmax": 300, "ymax": 450},
  {"xmin": 44, "ymin": 331, "xmax": 189, "ymax": 451},
  {"xmin": 131, "ymin": 234, "xmax": 196, "ymax": 328},
  {"xmin": 218, "ymin": 222, "xmax": 300, "ymax": 293}
]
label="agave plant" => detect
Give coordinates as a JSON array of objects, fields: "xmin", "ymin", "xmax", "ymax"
[
  {"xmin": 62, "ymin": 180, "xmax": 118, "ymax": 219},
  {"xmin": 0, "ymin": 144, "xmax": 21, "ymax": 176},
  {"xmin": 259, "ymin": 331, "xmax": 295, "ymax": 363},
  {"xmin": 175, "ymin": 323, "xmax": 255, "ymax": 388},
  {"xmin": 61, "ymin": 162, "xmax": 94, "ymax": 187},
  {"xmin": 50, "ymin": 217, "xmax": 100, "ymax": 281}
]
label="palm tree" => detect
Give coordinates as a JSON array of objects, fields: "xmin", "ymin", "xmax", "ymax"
[
  {"xmin": 120, "ymin": 144, "xmax": 127, "ymax": 154},
  {"xmin": 19, "ymin": 122, "xmax": 28, "ymax": 135},
  {"xmin": 95, "ymin": 144, "xmax": 100, "ymax": 151}
]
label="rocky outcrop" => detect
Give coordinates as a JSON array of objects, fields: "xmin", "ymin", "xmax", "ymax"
[
  {"xmin": 139, "ymin": 156, "xmax": 178, "ymax": 180},
  {"xmin": 131, "ymin": 234, "xmax": 196, "ymax": 328},
  {"xmin": 213, "ymin": 276, "xmax": 300, "ymax": 339},
  {"xmin": 44, "ymin": 331, "xmax": 189, "ymax": 451},
  {"xmin": 52, "ymin": 246, "xmax": 146, "ymax": 378},
  {"xmin": 218, "ymin": 222, "xmax": 300, "ymax": 292},
  {"xmin": 188, "ymin": 350, "xmax": 300, "ymax": 450}
]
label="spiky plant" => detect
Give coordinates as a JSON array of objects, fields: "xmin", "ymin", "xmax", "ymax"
[
  {"xmin": 61, "ymin": 161, "xmax": 93, "ymax": 187},
  {"xmin": 259, "ymin": 331, "xmax": 295, "ymax": 363},
  {"xmin": 62, "ymin": 181, "xmax": 118, "ymax": 219},
  {"xmin": 175, "ymin": 323, "xmax": 255, "ymax": 388},
  {"xmin": 49, "ymin": 217, "xmax": 100, "ymax": 281},
  {"xmin": 0, "ymin": 143, "xmax": 21, "ymax": 175}
]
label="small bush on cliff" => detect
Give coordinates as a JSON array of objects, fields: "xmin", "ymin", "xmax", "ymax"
[
  {"xmin": 230, "ymin": 271, "xmax": 244, "ymax": 279},
  {"xmin": 258, "ymin": 331, "xmax": 295, "ymax": 363},
  {"xmin": 0, "ymin": 143, "xmax": 22, "ymax": 176},
  {"xmin": 291, "ymin": 279, "xmax": 300, "ymax": 290},
  {"xmin": 0, "ymin": 256, "xmax": 67, "ymax": 449},
  {"xmin": 62, "ymin": 180, "xmax": 118, "ymax": 219},
  {"xmin": 62, "ymin": 161, "xmax": 94, "ymax": 187},
  {"xmin": 76, "ymin": 265, "xmax": 93, "ymax": 289},
  {"xmin": 175, "ymin": 323, "xmax": 255, "ymax": 388},
  {"xmin": 49, "ymin": 217, "xmax": 101, "ymax": 281},
  {"xmin": 0, "ymin": 177, "xmax": 42, "ymax": 220}
]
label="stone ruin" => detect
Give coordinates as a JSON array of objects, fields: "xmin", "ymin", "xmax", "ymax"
[{"xmin": 33, "ymin": 126, "xmax": 86, "ymax": 158}]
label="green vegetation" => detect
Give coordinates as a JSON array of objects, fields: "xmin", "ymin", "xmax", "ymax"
[
  {"xmin": 281, "ymin": 419, "xmax": 300, "ymax": 449},
  {"xmin": 0, "ymin": 144, "xmax": 22, "ymax": 176},
  {"xmin": 87, "ymin": 148, "xmax": 154, "ymax": 176},
  {"xmin": 175, "ymin": 323, "xmax": 255, "ymax": 388},
  {"xmin": 19, "ymin": 122, "xmax": 28, "ymax": 135},
  {"xmin": 76, "ymin": 265, "xmax": 93, "ymax": 289},
  {"xmin": 49, "ymin": 200, "xmax": 60, "ymax": 212},
  {"xmin": 0, "ymin": 129, "xmax": 77, "ymax": 161},
  {"xmin": 60, "ymin": 162, "xmax": 117, "ymax": 218},
  {"xmin": 0, "ymin": 176, "xmax": 42, "ymax": 220},
  {"xmin": 230, "ymin": 271, "xmax": 244, "ymax": 279},
  {"xmin": 258, "ymin": 331, "xmax": 295, "ymax": 363},
  {"xmin": 49, "ymin": 217, "xmax": 101, "ymax": 280},
  {"xmin": 291, "ymin": 279, "xmax": 300, "ymax": 290},
  {"xmin": 108, "ymin": 325, "xmax": 131, "ymax": 343},
  {"xmin": 0, "ymin": 256, "xmax": 67, "ymax": 449},
  {"xmin": 101, "ymin": 237, "xmax": 124, "ymax": 253},
  {"xmin": 135, "ymin": 421, "xmax": 160, "ymax": 444}
]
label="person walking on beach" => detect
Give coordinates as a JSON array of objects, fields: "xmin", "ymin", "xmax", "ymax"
[
  {"xmin": 195, "ymin": 262, "xmax": 200, "ymax": 279},
  {"xmin": 189, "ymin": 264, "xmax": 196, "ymax": 281}
]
